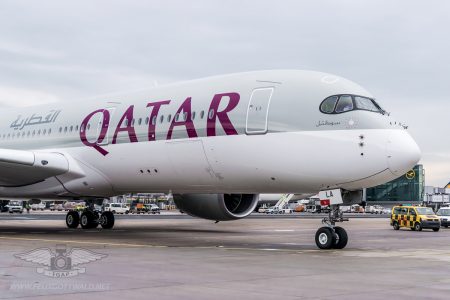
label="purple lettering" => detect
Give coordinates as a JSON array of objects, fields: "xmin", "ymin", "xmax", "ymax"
[
  {"xmin": 167, "ymin": 97, "xmax": 198, "ymax": 140},
  {"xmin": 207, "ymin": 92, "xmax": 240, "ymax": 136},
  {"xmin": 80, "ymin": 109, "xmax": 110, "ymax": 156},
  {"xmin": 146, "ymin": 100, "xmax": 171, "ymax": 141},
  {"xmin": 112, "ymin": 105, "xmax": 138, "ymax": 144}
]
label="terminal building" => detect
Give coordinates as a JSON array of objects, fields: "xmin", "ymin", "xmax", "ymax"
[
  {"xmin": 365, "ymin": 164, "xmax": 450, "ymax": 209},
  {"xmin": 365, "ymin": 164, "xmax": 425, "ymax": 204}
]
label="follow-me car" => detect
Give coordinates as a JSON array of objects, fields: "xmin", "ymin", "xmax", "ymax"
[{"xmin": 0, "ymin": 70, "xmax": 420, "ymax": 249}]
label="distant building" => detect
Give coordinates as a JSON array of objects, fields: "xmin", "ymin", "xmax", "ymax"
[
  {"xmin": 365, "ymin": 164, "xmax": 424, "ymax": 204},
  {"xmin": 423, "ymin": 186, "xmax": 450, "ymax": 209}
]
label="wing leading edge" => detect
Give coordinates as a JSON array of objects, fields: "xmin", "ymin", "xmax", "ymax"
[{"xmin": 0, "ymin": 149, "xmax": 69, "ymax": 187}]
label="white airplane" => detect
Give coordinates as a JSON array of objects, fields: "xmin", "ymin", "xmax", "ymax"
[{"xmin": 0, "ymin": 70, "xmax": 420, "ymax": 249}]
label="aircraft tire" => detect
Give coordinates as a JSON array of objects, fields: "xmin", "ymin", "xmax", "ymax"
[
  {"xmin": 100, "ymin": 211, "xmax": 115, "ymax": 229},
  {"xmin": 80, "ymin": 211, "xmax": 98, "ymax": 229},
  {"xmin": 315, "ymin": 227, "xmax": 335, "ymax": 249},
  {"xmin": 66, "ymin": 211, "xmax": 80, "ymax": 228},
  {"xmin": 333, "ymin": 226, "xmax": 348, "ymax": 249}
]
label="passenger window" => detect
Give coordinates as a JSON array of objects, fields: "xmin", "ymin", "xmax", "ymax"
[
  {"xmin": 335, "ymin": 95, "xmax": 354, "ymax": 113},
  {"xmin": 152, "ymin": 116, "xmax": 156, "ymax": 125},
  {"xmin": 167, "ymin": 114, "xmax": 172, "ymax": 122},
  {"xmin": 354, "ymin": 96, "xmax": 379, "ymax": 112},
  {"xmin": 138, "ymin": 118, "xmax": 142, "ymax": 125},
  {"xmin": 200, "ymin": 110, "xmax": 205, "ymax": 119},
  {"xmin": 320, "ymin": 96, "xmax": 338, "ymax": 113},
  {"xmin": 192, "ymin": 111, "xmax": 196, "ymax": 120},
  {"xmin": 409, "ymin": 209, "xmax": 416, "ymax": 216},
  {"xmin": 145, "ymin": 117, "xmax": 149, "ymax": 125}
]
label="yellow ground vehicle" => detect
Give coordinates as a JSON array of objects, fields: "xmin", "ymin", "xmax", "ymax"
[
  {"xmin": 75, "ymin": 204, "xmax": 86, "ymax": 212},
  {"xmin": 391, "ymin": 206, "xmax": 440, "ymax": 231}
]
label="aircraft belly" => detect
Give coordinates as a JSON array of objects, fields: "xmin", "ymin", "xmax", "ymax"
[{"xmin": 45, "ymin": 129, "xmax": 394, "ymax": 195}]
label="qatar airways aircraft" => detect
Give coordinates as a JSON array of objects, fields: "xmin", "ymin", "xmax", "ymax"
[{"xmin": 0, "ymin": 70, "xmax": 420, "ymax": 249}]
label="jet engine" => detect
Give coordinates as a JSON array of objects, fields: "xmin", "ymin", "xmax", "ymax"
[{"xmin": 173, "ymin": 194, "xmax": 259, "ymax": 221}]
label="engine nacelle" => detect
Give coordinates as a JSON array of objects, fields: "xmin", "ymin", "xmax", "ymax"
[{"xmin": 173, "ymin": 193, "xmax": 259, "ymax": 221}]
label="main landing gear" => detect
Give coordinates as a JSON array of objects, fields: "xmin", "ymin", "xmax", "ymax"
[
  {"xmin": 315, "ymin": 205, "xmax": 349, "ymax": 249},
  {"xmin": 65, "ymin": 201, "xmax": 115, "ymax": 230}
]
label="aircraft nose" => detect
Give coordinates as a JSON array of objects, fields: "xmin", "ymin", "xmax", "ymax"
[{"xmin": 386, "ymin": 130, "xmax": 421, "ymax": 176}]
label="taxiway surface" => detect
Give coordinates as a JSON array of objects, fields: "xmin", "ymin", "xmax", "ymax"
[{"xmin": 1, "ymin": 214, "xmax": 449, "ymax": 299}]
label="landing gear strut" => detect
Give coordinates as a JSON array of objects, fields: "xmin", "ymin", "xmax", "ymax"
[
  {"xmin": 65, "ymin": 199, "xmax": 115, "ymax": 230},
  {"xmin": 315, "ymin": 205, "xmax": 349, "ymax": 249}
]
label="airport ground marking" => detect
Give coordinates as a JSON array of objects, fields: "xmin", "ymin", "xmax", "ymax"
[{"xmin": 0, "ymin": 235, "xmax": 326, "ymax": 253}]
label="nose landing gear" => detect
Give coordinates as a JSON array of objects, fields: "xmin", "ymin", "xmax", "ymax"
[{"xmin": 315, "ymin": 205, "xmax": 349, "ymax": 249}]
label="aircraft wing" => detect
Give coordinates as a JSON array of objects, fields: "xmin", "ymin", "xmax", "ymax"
[{"xmin": 0, "ymin": 149, "xmax": 69, "ymax": 187}]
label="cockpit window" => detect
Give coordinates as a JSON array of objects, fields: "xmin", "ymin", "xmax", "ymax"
[
  {"xmin": 354, "ymin": 96, "xmax": 379, "ymax": 112},
  {"xmin": 335, "ymin": 95, "xmax": 353, "ymax": 113},
  {"xmin": 320, "ymin": 94, "xmax": 384, "ymax": 115},
  {"xmin": 320, "ymin": 96, "xmax": 338, "ymax": 113}
]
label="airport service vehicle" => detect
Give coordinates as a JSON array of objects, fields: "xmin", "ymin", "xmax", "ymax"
[
  {"xmin": 6, "ymin": 201, "xmax": 23, "ymax": 214},
  {"xmin": 145, "ymin": 204, "xmax": 161, "ymax": 214},
  {"xmin": 294, "ymin": 204, "xmax": 305, "ymax": 212},
  {"xmin": 436, "ymin": 208, "xmax": 450, "ymax": 227},
  {"xmin": 265, "ymin": 206, "xmax": 281, "ymax": 214},
  {"xmin": 104, "ymin": 203, "xmax": 129, "ymax": 214},
  {"xmin": 382, "ymin": 207, "xmax": 391, "ymax": 214},
  {"xmin": 50, "ymin": 203, "xmax": 64, "ymax": 211},
  {"xmin": 339, "ymin": 206, "xmax": 352, "ymax": 213},
  {"xmin": 265, "ymin": 205, "xmax": 293, "ymax": 214},
  {"xmin": 391, "ymin": 206, "xmax": 440, "ymax": 231},
  {"xmin": 365, "ymin": 205, "xmax": 384, "ymax": 214},
  {"xmin": 0, "ymin": 70, "xmax": 420, "ymax": 249},
  {"xmin": 257, "ymin": 205, "xmax": 268, "ymax": 213},
  {"xmin": 31, "ymin": 203, "xmax": 45, "ymax": 211}
]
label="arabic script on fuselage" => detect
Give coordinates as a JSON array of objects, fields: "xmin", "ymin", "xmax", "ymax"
[
  {"xmin": 316, "ymin": 120, "xmax": 341, "ymax": 127},
  {"xmin": 10, "ymin": 110, "xmax": 61, "ymax": 130}
]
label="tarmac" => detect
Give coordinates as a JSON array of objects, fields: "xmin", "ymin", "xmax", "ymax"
[{"xmin": 1, "ymin": 212, "xmax": 450, "ymax": 299}]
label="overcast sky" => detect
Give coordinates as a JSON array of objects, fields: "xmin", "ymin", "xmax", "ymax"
[{"xmin": 0, "ymin": 0, "xmax": 448, "ymax": 187}]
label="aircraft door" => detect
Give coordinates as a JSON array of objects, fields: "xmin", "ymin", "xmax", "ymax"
[{"xmin": 245, "ymin": 87, "xmax": 274, "ymax": 134}]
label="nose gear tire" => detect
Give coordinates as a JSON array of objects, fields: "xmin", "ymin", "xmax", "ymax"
[
  {"xmin": 315, "ymin": 227, "xmax": 335, "ymax": 249},
  {"xmin": 333, "ymin": 226, "xmax": 348, "ymax": 249}
]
